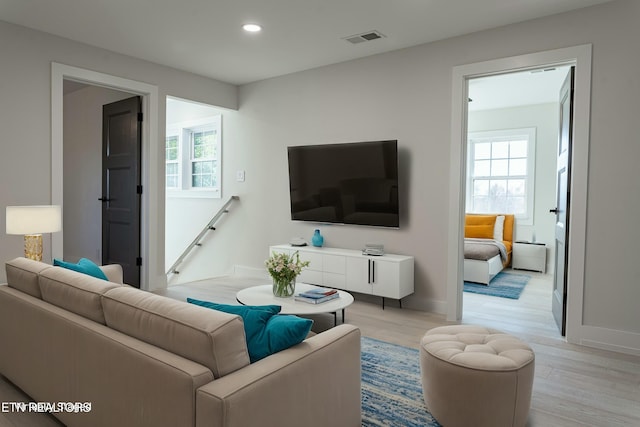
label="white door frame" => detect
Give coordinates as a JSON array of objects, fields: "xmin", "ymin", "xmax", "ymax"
[
  {"xmin": 51, "ymin": 63, "xmax": 164, "ymax": 291},
  {"xmin": 447, "ymin": 45, "xmax": 592, "ymax": 346}
]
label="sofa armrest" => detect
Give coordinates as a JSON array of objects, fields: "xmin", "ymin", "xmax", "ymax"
[
  {"xmin": 195, "ymin": 324, "xmax": 361, "ymax": 427},
  {"xmin": 100, "ymin": 264, "xmax": 123, "ymax": 284}
]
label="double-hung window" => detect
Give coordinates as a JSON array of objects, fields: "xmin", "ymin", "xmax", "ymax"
[
  {"xmin": 467, "ymin": 128, "xmax": 536, "ymax": 224},
  {"xmin": 165, "ymin": 135, "xmax": 180, "ymax": 189},
  {"xmin": 190, "ymin": 127, "xmax": 218, "ymax": 189},
  {"xmin": 166, "ymin": 115, "xmax": 222, "ymax": 198}
]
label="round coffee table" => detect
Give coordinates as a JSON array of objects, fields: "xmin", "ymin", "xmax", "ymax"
[{"xmin": 236, "ymin": 283, "xmax": 354, "ymax": 326}]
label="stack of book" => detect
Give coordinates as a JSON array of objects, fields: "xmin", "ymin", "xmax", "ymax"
[{"xmin": 294, "ymin": 287, "xmax": 340, "ymax": 304}]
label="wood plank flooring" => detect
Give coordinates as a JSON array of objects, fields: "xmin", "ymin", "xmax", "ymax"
[
  {"xmin": 1, "ymin": 269, "xmax": 638, "ymax": 426},
  {"xmin": 158, "ymin": 270, "xmax": 640, "ymax": 427}
]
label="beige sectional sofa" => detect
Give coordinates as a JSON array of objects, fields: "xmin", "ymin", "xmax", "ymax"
[{"xmin": 0, "ymin": 257, "xmax": 362, "ymax": 427}]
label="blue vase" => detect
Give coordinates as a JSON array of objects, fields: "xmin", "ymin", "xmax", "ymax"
[{"xmin": 311, "ymin": 229, "xmax": 324, "ymax": 247}]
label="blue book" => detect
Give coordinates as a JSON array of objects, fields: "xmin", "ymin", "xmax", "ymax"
[
  {"xmin": 294, "ymin": 292, "xmax": 340, "ymax": 304},
  {"xmin": 300, "ymin": 288, "xmax": 338, "ymax": 298}
]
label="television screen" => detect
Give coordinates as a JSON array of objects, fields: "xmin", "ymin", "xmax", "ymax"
[{"xmin": 287, "ymin": 140, "xmax": 399, "ymax": 228}]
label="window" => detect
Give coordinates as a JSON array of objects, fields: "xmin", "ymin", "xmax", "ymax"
[
  {"xmin": 467, "ymin": 128, "xmax": 536, "ymax": 224},
  {"xmin": 190, "ymin": 128, "xmax": 218, "ymax": 188},
  {"xmin": 165, "ymin": 115, "xmax": 221, "ymax": 198},
  {"xmin": 165, "ymin": 135, "xmax": 180, "ymax": 189}
]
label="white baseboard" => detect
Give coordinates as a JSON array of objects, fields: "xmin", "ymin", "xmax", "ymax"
[
  {"xmin": 571, "ymin": 325, "xmax": 640, "ymax": 356},
  {"xmin": 580, "ymin": 339, "xmax": 640, "ymax": 356}
]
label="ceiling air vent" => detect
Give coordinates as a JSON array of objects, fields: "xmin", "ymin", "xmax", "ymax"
[{"xmin": 343, "ymin": 30, "xmax": 386, "ymax": 44}]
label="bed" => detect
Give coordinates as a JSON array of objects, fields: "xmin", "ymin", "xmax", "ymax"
[{"xmin": 464, "ymin": 214, "xmax": 514, "ymax": 285}]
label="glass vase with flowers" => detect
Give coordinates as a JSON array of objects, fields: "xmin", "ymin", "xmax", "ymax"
[{"xmin": 265, "ymin": 251, "xmax": 310, "ymax": 297}]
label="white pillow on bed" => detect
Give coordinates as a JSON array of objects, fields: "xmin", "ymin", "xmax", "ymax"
[{"xmin": 494, "ymin": 215, "xmax": 505, "ymax": 241}]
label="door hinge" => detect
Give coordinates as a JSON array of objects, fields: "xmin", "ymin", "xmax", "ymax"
[
  {"xmin": 136, "ymin": 257, "xmax": 142, "ymax": 266},
  {"xmin": 137, "ymin": 112, "xmax": 143, "ymax": 122},
  {"xmin": 137, "ymin": 185, "xmax": 143, "ymax": 194}
]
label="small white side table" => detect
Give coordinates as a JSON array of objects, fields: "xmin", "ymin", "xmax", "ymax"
[{"xmin": 512, "ymin": 241, "xmax": 546, "ymax": 273}]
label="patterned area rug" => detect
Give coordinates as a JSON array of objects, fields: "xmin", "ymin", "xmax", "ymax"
[
  {"xmin": 361, "ymin": 337, "xmax": 441, "ymax": 427},
  {"xmin": 464, "ymin": 271, "xmax": 531, "ymax": 299}
]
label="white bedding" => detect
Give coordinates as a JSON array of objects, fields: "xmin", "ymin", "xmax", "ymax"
[
  {"xmin": 464, "ymin": 255, "xmax": 504, "ymax": 285},
  {"xmin": 463, "ymin": 214, "xmax": 511, "ymax": 285},
  {"xmin": 463, "ymin": 238, "xmax": 508, "ymax": 285}
]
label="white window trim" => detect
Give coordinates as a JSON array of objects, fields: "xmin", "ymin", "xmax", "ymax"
[
  {"xmin": 165, "ymin": 132, "xmax": 181, "ymax": 190},
  {"xmin": 166, "ymin": 115, "xmax": 222, "ymax": 199},
  {"xmin": 466, "ymin": 127, "xmax": 536, "ymax": 225}
]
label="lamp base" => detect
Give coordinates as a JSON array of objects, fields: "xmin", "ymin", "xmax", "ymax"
[{"xmin": 24, "ymin": 234, "xmax": 43, "ymax": 261}]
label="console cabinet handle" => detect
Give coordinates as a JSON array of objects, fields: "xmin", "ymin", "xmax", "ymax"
[{"xmin": 367, "ymin": 259, "xmax": 376, "ymax": 284}]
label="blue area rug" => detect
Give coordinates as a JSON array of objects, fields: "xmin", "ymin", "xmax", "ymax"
[
  {"xmin": 464, "ymin": 271, "xmax": 531, "ymax": 299},
  {"xmin": 361, "ymin": 337, "xmax": 441, "ymax": 427}
]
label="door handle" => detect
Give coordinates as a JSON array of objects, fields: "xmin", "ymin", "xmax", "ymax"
[
  {"xmin": 549, "ymin": 208, "xmax": 560, "ymax": 214},
  {"xmin": 99, "ymin": 197, "xmax": 111, "ymax": 202}
]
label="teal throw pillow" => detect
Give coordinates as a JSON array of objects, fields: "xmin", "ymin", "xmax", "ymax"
[
  {"xmin": 263, "ymin": 314, "xmax": 314, "ymax": 356},
  {"xmin": 187, "ymin": 298, "xmax": 279, "ymax": 360},
  {"xmin": 186, "ymin": 298, "xmax": 312, "ymax": 363},
  {"xmin": 53, "ymin": 258, "xmax": 108, "ymax": 281}
]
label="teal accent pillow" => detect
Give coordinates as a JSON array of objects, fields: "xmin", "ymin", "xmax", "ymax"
[
  {"xmin": 186, "ymin": 298, "xmax": 313, "ymax": 363},
  {"xmin": 262, "ymin": 314, "xmax": 314, "ymax": 357},
  {"xmin": 53, "ymin": 258, "xmax": 109, "ymax": 281}
]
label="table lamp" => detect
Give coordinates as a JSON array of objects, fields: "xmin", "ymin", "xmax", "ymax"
[{"xmin": 6, "ymin": 205, "xmax": 62, "ymax": 261}]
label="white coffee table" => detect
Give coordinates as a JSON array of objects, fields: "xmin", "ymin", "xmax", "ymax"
[{"xmin": 236, "ymin": 283, "xmax": 354, "ymax": 326}]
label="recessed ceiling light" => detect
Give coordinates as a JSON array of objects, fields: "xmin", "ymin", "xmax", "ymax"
[{"xmin": 243, "ymin": 23, "xmax": 262, "ymax": 33}]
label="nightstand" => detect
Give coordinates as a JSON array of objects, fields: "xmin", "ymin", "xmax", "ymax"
[{"xmin": 512, "ymin": 241, "xmax": 546, "ymax": 273}]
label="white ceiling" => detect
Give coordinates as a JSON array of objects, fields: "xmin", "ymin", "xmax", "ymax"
[
  {"xmin": 0, "ymin": 0, "xmax": 613, "ymax": 86},
  {"xmin": 468, "ymin": 66, "xmax": 571, "ymax": 111}
]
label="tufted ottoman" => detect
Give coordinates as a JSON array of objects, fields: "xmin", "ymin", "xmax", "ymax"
[{"xmin": 419, "ymin": 325, "xmax": 534, "ymax": 427}]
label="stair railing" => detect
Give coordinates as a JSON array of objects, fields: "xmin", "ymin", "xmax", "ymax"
[{"xmin": 166, "ymin": 195, "xmax": 239, "ymax": 276}]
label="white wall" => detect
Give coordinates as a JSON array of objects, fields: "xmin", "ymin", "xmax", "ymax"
[
  {"xmin": 468, "ymin": 103, "xmax": 558, "ymax": 273},
  {"xmin": 63, "ymin": 85, "xmax": 133, "ymax": 263},
  {"xmin": 180, "ymin": 0, "xmax": 640, "ymax": 339},
  {"xmin": 0, "ymin": 19, "xmax": 236, "ymax": 285}
]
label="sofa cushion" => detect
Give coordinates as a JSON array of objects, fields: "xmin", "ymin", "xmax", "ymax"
[
  {"xmin": 102, "ymin": 287, "xmax": 250, "ymax": 378},
  {"xmin": 99, "ymin": 264, "xmax": 124, "ymax": 284},
  {"xmin": 5, "ymin": 257, "xmax": 51, "ymax": 298},
  {"xmin": 39, "ymin": 267, "xmax": 121, "ymax": 324},
  {"xmin": 187, "ymin": 299, "xmax": 313, "ymax": 363},
  {"xmin": 54, "ymin": 258, "xmax": 109, "ymax": 281}
]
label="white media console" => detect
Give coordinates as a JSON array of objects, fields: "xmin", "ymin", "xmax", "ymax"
[{"xmin": 269, "ymin": 245, "xmax": 414, "ymax": 308}]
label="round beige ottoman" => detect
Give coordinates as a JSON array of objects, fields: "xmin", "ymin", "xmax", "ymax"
[{"xmin": 419, "ymin": 325, "xmax": 535, "ymax": 427}]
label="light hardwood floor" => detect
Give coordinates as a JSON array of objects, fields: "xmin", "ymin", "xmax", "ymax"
[
  {"xmin": 2, "ymin": 270, "xmax": 639, "ymax": 426},
  {"xmin": 157, "ymin": 270, "xmax": 640, "ymax": 427}
]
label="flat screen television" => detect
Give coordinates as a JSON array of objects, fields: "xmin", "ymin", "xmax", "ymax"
[{"xmin": 287, "ymin": 140, "xmax": 399, "ymax": 228}]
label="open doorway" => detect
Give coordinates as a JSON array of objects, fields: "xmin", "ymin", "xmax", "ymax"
[
  {"xmin": 164, "ymin": 96, "xmax": 225, "ymax": 283},
  {"xmin": 51, "ymin": 63, "xmax": 162, "ymax": 291},
  {"xmin": 447, "ymin": 45, "xmax": 592, "ymax": 346},
  {"xmin": 461, "ymin": 67, "xmax": 570, "ymax": 337},
  {"xmin": 62, "ymin": 82, "xmax": 139, "ymax": 283}
]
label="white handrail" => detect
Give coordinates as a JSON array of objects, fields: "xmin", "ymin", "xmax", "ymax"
[{"xmin": 166, "ymin": 195, "xmax": 239, "ymax": 276}]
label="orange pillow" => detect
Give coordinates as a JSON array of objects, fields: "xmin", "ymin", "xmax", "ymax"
[
  {"xmin": 465, "ymin": 215, "xmax": 497, "ymax": 226},
  {"xmin": 465, "ymin": 224, "xmax": 494, "ymax": 239}
]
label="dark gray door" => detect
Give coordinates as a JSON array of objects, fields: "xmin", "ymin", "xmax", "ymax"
[
  {"xmin": 101, "ymin": 96, "xmax": 142, "ymax": 287},
  {"xmin": 551, "ymin": 67, "xmax": 574, "ymax": 335}
]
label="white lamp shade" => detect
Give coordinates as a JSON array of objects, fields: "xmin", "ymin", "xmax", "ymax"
[{"xmin": 6, "ymin": 205, "xmax": 62, "ymax": 235}]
